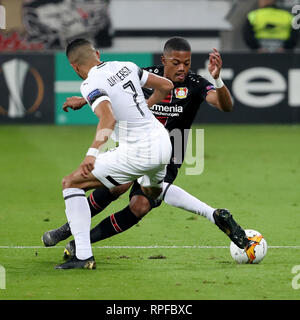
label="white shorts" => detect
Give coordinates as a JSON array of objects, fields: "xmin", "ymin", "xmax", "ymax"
[{"xmin": 91, "ymin": 127, "xmax": 172, "ymax": 189}]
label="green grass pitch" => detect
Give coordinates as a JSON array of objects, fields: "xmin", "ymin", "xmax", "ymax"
[{"xmin": 0, "ymin": 124, "xmax": 300, "ymax": 300}]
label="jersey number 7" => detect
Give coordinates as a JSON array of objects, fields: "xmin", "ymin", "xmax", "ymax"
[{"xmin": 123, "ymin": 80, "xmax": 145, "ymax": 117}]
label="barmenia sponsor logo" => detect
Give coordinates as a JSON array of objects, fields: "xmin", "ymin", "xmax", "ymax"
[{"xmin": 150, "ymin": 104, "xmax": 183, "ymax": 116}]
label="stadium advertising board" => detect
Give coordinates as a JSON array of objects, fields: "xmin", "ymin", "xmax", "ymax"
[
  {"xmin": 0, "ymin": 53, "xmax": 54, "ymax": 124},
  {"xmin": 0, "ymin": 52, "xmax": 298, "ymax": 124},
  {"xmin": 154, "ymin": 53, "xmax": 300, "ymax": 124}
]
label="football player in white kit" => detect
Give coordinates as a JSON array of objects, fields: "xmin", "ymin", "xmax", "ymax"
[{"xmin": 55, "ymin": 38, "xmax": 173, "ymax": 269}]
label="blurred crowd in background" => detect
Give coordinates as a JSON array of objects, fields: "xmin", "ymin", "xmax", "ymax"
[
  {"xmin": 0, "ymin": 0, "xmax": 299, "ymax": 53},
  {"xmin": 0, "ymin": 0, "xmax": 112, "ymax": 51}
]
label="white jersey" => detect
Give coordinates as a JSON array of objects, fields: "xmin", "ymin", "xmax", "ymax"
[{"xmin": 81, "ymin": 61, "xmax": 164, "ymax": 144}]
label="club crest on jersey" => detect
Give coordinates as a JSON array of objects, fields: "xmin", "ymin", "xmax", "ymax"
[{"xmin": 174, "ymin": 87, "xmax": 188, "ymax": 99}]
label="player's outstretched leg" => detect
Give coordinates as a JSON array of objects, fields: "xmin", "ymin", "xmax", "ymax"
[
  {"xmin": 213, "ymin": 208, "xmax": 250, "ymax": 249},
  {"xmin": 162, "ymin": 183, "xmax": 215, "ymax": 223},
  {"xmin": 161, "ymin": 184, "xmax": 251, "ymax": 249}
]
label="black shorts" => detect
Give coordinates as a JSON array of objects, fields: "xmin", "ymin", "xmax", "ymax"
[{"xmin": 129, "ymin": 162, "xmax": 181, "ymax": 209}]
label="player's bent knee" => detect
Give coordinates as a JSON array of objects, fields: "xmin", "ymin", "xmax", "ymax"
[{"xmin": 129, "ymin": 195, "xmax": 151, "ymax": 218}]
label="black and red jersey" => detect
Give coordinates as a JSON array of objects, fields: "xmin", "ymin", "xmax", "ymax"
[
  {"xmin": 142, "ymin": 65, "xmax": 216, "ymax": 133},
  {"xmin": 142, "ymin": 65, "xmax": 216, "ymax": 165}
]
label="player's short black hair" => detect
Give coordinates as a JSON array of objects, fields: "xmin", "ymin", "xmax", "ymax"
[
  {"xmin": 66, "ymin": 38, "xmax": 93, "ymax": 58},
  {"xmin": 163, "ymin": 37, "xmax": 191, "ymax": 53}
]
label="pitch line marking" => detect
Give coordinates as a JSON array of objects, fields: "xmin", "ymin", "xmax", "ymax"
[{"xmin": 1, "ymin": 245, "xmax": 300, "ymax": 249}]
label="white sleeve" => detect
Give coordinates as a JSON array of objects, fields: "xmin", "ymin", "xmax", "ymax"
[
  {"xmin": 127, "ymin": 62, "xmax": 149, "ymax": 87},
  {"xmin": 138, "ymin": 68, "xmax": 149, "ymax": 87},
  {"xmin": 81, "ymin": 85, "xmax": 111, "ymax": 113}
]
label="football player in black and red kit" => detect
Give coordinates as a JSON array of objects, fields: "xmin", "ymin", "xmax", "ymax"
[{"xmin": 43, "ymin": 37, "xmax": 256, "ymax": 260}]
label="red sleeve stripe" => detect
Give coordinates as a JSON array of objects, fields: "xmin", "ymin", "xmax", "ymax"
[{"xmin": 110, "ymin": 214, "xmax": 123, "ymax": 233}]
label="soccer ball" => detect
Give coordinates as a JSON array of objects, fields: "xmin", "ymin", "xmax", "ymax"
[{"xmin": 230, "ymin": 229, "xmax": 267, "ymax": 264}]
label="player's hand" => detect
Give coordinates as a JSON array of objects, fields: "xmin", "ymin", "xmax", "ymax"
[
  {"xmin": 62, "ymin": 96, "xmax": 87, "ymax": 112},
  {"xmin": 208, "ymin": 48, "xmax": 223, "ymax": 79},
  {"xmin": 80, "ymin": 156, "xmax": 96, "ymax": 178}
]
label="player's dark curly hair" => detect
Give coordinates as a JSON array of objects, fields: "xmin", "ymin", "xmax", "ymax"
[{"xmin": 163, "ymin": 37, "xmax": 191, "ymax": 53}]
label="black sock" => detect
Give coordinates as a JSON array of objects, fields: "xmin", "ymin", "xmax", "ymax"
[
  {"xmin": 90, "ymin": 205, "xmax": 140, "ymax": 243},
  {"xmin": 88, "ymin": 187, "xmax": 116, "ymax": 217}
]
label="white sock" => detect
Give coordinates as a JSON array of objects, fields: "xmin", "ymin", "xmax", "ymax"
[
  {"xmin": 162, "ymin": 183, "xmax": 215, "ymax": 224},
  {"xmin": 63, "ymin": 188, "xmax": 93, "ymax": 260}
]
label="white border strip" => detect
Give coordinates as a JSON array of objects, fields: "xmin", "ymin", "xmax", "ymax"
[
  {"xmin": 1, "ymin": 245, "xmax": 300, "ymax": 249},
  {"xmin": 55, "ymin": 81, "xmax": 81, "ymax": 93}
]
